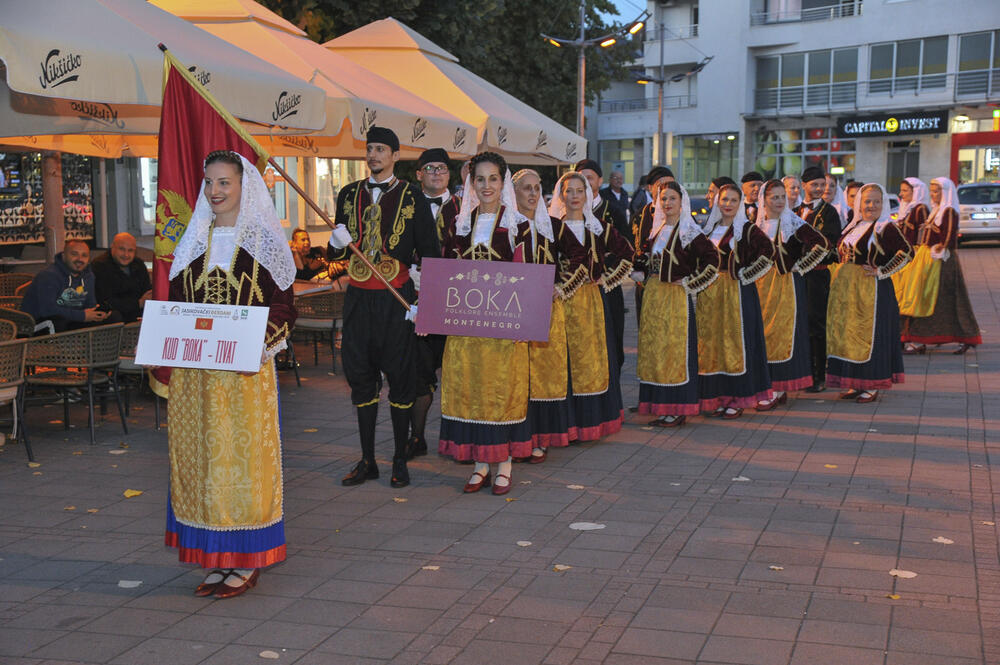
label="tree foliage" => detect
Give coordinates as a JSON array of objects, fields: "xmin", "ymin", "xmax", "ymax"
[{"xmin": 259, "ymin": 0, "xmax": 640, "ymax": 130}]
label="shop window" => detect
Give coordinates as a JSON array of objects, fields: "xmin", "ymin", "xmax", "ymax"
[
  {"xmin": 958, "ymin": 30, "xmax": 1000, "ymax": 97},
  {"xmin": 869, "ymin": 36, "xmax": 949, "ymax": 94},
  {"xmin": 752, "ymin": 128, "xmax": 855, "ymax": 182}
]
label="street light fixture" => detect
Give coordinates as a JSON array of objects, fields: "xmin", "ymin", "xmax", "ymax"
[{"xmin": 542, "ymin": 1, "xmax": 650, "ymax": 136}]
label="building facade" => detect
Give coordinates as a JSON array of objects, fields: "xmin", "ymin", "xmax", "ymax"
[{"xmin": 590, "ymin": 0, "xmax": 1000, "ymax": 196}]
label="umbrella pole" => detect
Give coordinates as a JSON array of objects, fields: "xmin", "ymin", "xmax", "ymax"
[{"xmin": 266, "ymin": 157, "xmax": 411, "ymax": 311}]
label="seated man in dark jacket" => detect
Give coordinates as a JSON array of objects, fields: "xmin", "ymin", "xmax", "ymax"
[
  {"xmin": 91, "ymin": 232, "xmax": 151, "ymax": 323},
  {"xmin": 22, "ymin": 239, "xmax": 113, "ymax": 332}
]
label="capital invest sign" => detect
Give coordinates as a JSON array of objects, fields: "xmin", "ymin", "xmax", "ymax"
[
  {"xmin": 416, "ymin": 258, "xmax": 555, "ymax": 341},
  {"xmin": 837, "ymin": 110, "xmax": 949, "ymax": 138}
]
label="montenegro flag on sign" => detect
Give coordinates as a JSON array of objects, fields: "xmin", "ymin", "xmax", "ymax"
[{"xmin": 151, "ymin": 48, "xmax": 269, "ymax": 398}]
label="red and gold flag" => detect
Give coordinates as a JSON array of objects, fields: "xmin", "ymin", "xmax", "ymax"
[{"xmin": 151, "ymin": 48, "xmax": 268, "ymax": 397}]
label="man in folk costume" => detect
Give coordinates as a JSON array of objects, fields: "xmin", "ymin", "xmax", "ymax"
[
  {"xmin": 576, "ymin": 159, "xmax": 632, "ymax": 372},
  {"xmin": 328, "ymin": 127, "xmax": 439, "ymax": 488},
  {"xmin": 405, "ymin": 147, "xmax": 458, "ymax": 458},
  {"xmin": 795, "ymin": 166, "xmax": 843, "ymax": 392}
]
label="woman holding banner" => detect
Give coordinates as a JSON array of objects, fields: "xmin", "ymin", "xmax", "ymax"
[
  {"xmin": 900, "ymin": 177, "xmax": 981, "ymax": 355},
  {"xmin": 165, "ymin": 150, "xmax": 297, "ymax": 599},
  {"xmin": 826, "ymin": 183, "xmax": 911, "ymax": 402},
  {"xmin": 548, "ymin": 172, "xmax": 632, "ymax": 441},
  {"xmin": 438, "ymin": 152, "xmax": 531, "ymax": 495},
  {"xmin": 633, "ymin": 181, "xmax": 720, "ymax": 427}
]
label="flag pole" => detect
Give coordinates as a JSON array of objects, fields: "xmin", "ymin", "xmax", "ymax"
[{"xmin": 265, "ymin": 158, "xmax": 411, "ymax": 310}]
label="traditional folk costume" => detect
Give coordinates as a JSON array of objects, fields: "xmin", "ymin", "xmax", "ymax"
[
  {"xmin": 696, "ymin": 193, "xmax": 775, "ymax": 415},
  {"xmin": 795, "ymin": 171, "xmax": 843, "ymax": 388},
  {"xmin": 635, "ymin": 185, "xmax": 720, "ymax": 421},
  {"xmin": 165, "ymin": 154, "xmax": 296, "ymax": 571},
  {"xmin": 330, "ymin": 129, "xmax": 439, "ymax": 487},
  {"xmin": 438, "ymin": 172, "xmax": 533, "ymax": 463},
  {"xmin": 827, "ymin": 184, "xmax": 911, "ymax": 397},
  {"xmin": 755, "ymin": 186, "xmax": 830, "ymax": 404},
  {"xmin": 520, "ymin": 190, "xmax": 579, "ymax": 452},
  {"xmin": 900, "ymin": 177, "xmax": 981, "ymax": 350},
  {"xmin": 593, "ymin": 193, "xmax": 630, "ymax": 372},
  {"xmin": 895, "ymin": 177, "xmax": 930, "ymax": 248},
  {"xmin": 549, "ymin": 174, "xmax": 632, "ymax": 440}
]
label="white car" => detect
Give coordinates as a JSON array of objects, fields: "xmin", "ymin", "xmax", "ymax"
[{"xmin": 957, "ymin": 183, "xmax": 1000, "ymax": 244}]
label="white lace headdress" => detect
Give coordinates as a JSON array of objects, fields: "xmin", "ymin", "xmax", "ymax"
[
  {"xmin": 843, "ymin": 183, "xmax": 892, "ymax": 247},
  {"xmin": 781, "ymin": 175, "xmax": 803, "ymax": 209},
  {"xmin": 704, "ymin": 185, "xmax": 749, "ymax": 248},
  {"xmin": 649, "ymin": 182, "xmax": 703, "ymax": 248},
  {"xmin": 830, "ymin": 182, "xmax": 850, "ymax": 229},
  {"xmin": 927, "ymin": 177, "xmax": 959, "ymax": 228},
  {"xmin": 548, "ymin": 172, "xmax": 603, "ymax": 236},
  {"xmin": 455, "ymin": 166, "xmax": 520, "ymax": 238},
  {"xmin": 898, "ymin": 177, "xmax": 930, "ymax": 221},
  {"xmin": 755, "ymin": 180, "xmax": 807, "ymax": 242},
  {"xmin": 512, "ymin": 169, "xmax": 554, "ymax": 241},
  {"xmin": 170, "ymin": 153, "xmax": 296, "ymax": 290}
]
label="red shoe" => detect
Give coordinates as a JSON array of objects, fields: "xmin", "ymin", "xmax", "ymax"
[
  {"xmin": 463, "ymin": 470, "xmax": 491, "ymax": 493},
  {"xmin": 528, "ymin": 450, "xmax": 547, "ymax": 464},
  {"xmin": 855, "ymin": 390, "xmax": 877, "ymax": 404},
  {"xmin": 722, "ymin": 407, "xmax": 743, "ymax": 419},
  {"xmin": 649, "ymin": 415, "xmax": 685, "ymax": 428},
  {"xmin": 213, "ymin": 569, "xmax": 259, "ymax": 599},
  {"xmin": 492, "ymin": 473, "xmax": 512, "ymax": 495}
]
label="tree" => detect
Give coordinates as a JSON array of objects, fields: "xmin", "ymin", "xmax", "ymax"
[{"xmin": 259, "ymin": 0, "xmax": 639, "ymax": 131}]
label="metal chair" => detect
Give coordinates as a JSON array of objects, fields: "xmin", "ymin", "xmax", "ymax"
[
  {"xmin": 0, "ymin": 320, "xmax": 16, "ymax": 341},
  {"xmin": 13, "ymin": 281, "xmax": 31, "ymax": 297},
  {"xmin": 0, "ymin": 273, "xmax": 33, "ymax": 297},
  {"xmin": 0, "ymin": 296, "xmax": 23, "ymax": 309},
  {"xmin": 118, "ymin": 320, "xmax": 162, "ymax": 429},
  {"xmin": 25, "ymin": 323, "xmax": 127, "ymax": 445},
  {"xmin": 293, "ymin": 289, "xmax": 345, "ymax": 373},
  {"xmin": 0, "ymin": 338, "xmax": 30, "ymax": 460}
]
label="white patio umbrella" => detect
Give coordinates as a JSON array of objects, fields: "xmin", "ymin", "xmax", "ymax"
[{"xmin": 325, "ymin": 18, "xmax": 587, "ymax": 164}]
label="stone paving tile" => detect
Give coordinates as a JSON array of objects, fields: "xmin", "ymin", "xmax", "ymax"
[{"xmin": 3, "ymin": 257, "xmax": 999, "ymax": 664}]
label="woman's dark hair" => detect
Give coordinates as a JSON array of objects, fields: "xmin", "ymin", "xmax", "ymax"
[
  {"xmin": 762, "ymin": 179, "xmax": 784, "ymax": 197},
  {"xmin": 469, "ymin": 151, "xmax": 507, "ymax": 179},
  {"xmin": 662, "ymin": 180, "xmax": 683, "ymax": 197},
  {"xmin": 718, "ymin": 183, "xmax": 741, "ymax": 198},
  {"xmin": 204, "ymin": 150, "xmax": 244, "ymax": 175}
]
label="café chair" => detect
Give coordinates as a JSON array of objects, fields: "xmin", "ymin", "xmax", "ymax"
[
  {"xmin": 118, "ymin": 320, "xmax": 162, "ymax": 429},
  {"xmin": 0, "ymin": 273, "xmax": 32, "ymax": 297},
  {"xmin": 0, "ymin": 296, "xmax": 23, "ymax": 310},
  {"xmin": 0, "ymin": 320, "xmax": 16, "ymax": 342},
  {"xmin": 0, "ymin": 338, "xmax": 30, "ymax": 460},
  {"xmin": 25, "ymin": 323, "xmax": 127, "ymax": 445},
  {"xmin": 0, "ymin": 308, "xmax": 38, "ymax": 338},
  {"xmin": 293, "ymin": 290, "xmax": 345, "ymax": 373},
  {"xmin": 13, "ymin": 281, "xmax": 31, "ymax": 297}
]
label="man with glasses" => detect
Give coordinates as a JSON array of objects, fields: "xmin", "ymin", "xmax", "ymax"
[{"xmin": 407, "ymin": 148, "xmax": 457, "ymax": 459}]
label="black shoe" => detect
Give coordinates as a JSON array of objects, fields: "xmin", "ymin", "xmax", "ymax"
[
  {"xmin": 804, "ymin": 382, "xmax": 825, "ymax": 393},
  {"xmin": 341, "ymin": 459, "xmax": 378, "ymax": 486},
  {"xmin": 406, "ymin": 435, "xmax": 428, "ymax": 460},
  {"xmin": 390, "ymin": 457, "xmax": 410, "ymax": 488}
]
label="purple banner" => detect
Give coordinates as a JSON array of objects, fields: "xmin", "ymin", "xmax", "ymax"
[{"xmin": 416, "ymin": 258, "xmax": 555, "ymax": 341}]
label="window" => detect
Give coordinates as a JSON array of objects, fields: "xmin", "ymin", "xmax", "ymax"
[
  {"xmin": 869, "ymin": 36, "xmax": 949, "ymax": 94},
  {"xmin": 755, "ymin": 48, "xmax": 857, "ymax": 110},
  {"xmin": 958, "ymin": 30, "xmax": 1000, "ymax": 97},
  {"xmin": 752, "ymin": 128, "xmax": 856, "ymax": 181}
]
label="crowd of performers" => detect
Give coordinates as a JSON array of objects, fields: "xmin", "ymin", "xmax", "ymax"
[
  {"xmin": 326, "ymin": 127, "xmax": 981, "ymax": 496},
  {"xmin": 164, "ymin": 128, "xmax": 980, "ymax": 598}
]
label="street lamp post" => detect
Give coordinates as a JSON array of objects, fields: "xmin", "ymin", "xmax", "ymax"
[{"xmin": 543, "ymin": 1, "xmax": 649, "ymax": 137}]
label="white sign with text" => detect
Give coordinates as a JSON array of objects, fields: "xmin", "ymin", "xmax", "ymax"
[{"xmin": 135, "ymin": 300, "xmax": 269, "ymax": 372}]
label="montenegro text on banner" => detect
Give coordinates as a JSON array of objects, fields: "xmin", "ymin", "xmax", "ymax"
[{"xmin": 151, "ymin": 48, "xmax": 270, "ymax": 398}]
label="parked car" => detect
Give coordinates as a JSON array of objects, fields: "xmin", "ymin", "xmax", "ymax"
[
  {"xmin": 957, "ymin": 183, "xmax": 1000, "ymax": 244},
  {"xmin": 689, "ymin": 197, "xmax": 711, "ymax": 226}
]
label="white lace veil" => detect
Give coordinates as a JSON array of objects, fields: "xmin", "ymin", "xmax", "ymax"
[
  {"xmin": 756, "ymin": 180, "xmax": 807, "ymax": 242},
  {"xmin": 781, "ymin": 175, "xmax": 803, "ymax": 209},
  {"xmin": 455, "ymin": 165, "xmax": 520, "ymax": 239},
  {"xmin": 843, "ymin": 183, "xmax": 892, "ymax": 247},
  {"xmin": 898, "ymin": 177, "xmax": 930, "ymax": 221},
  {"xmin": 548, "ymin": 172, "xmax": 603, "ymax": 235},
  {"xmin": 830, "ymin": 182, "xmax": 850, "ymax": 229},
  {"xmin": 704, "ymin": 185, "xmax": 749, "ymax": 247},
  {"xmin": 512, "ymin": 169, "xmax": 554, "ymax": 241},
  {"xmin": 649, "ymin": 182, "xmax": 702, "ymax": 248},
  {"xmin": 170, "ymin": 153, "xmax": 296, "ymax": 290},
  {"xmin": 927, "ymin": 177, "xmax": 959, "ymax": 228}
]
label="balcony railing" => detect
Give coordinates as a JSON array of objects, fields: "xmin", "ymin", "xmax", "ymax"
[
  {"xmin": 599, "ymin": 95, "xmax": 697, "ymax": 113},
  {"xmin": 645, "ymin": 25, "xmax": 699, "ymax": 41},
  {"xmin": 751, "ymin": 1, "xmax": 862, "ymax": 26},
  {"xmin": 753, "ymin": 69, "xmax": 1000, "ymax": 113}
]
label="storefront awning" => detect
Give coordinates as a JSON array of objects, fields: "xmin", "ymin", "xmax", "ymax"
[
  {"xmin": 324, "ymin": 18, "xmax": 587, "ymax": 164},
  {"xmin": 151, "ymin": 0, "xmax": 477, "ymax": 158},
  {"xmin": 0, "ymin": 0, "xmax": 326, "ymax": 135}
]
